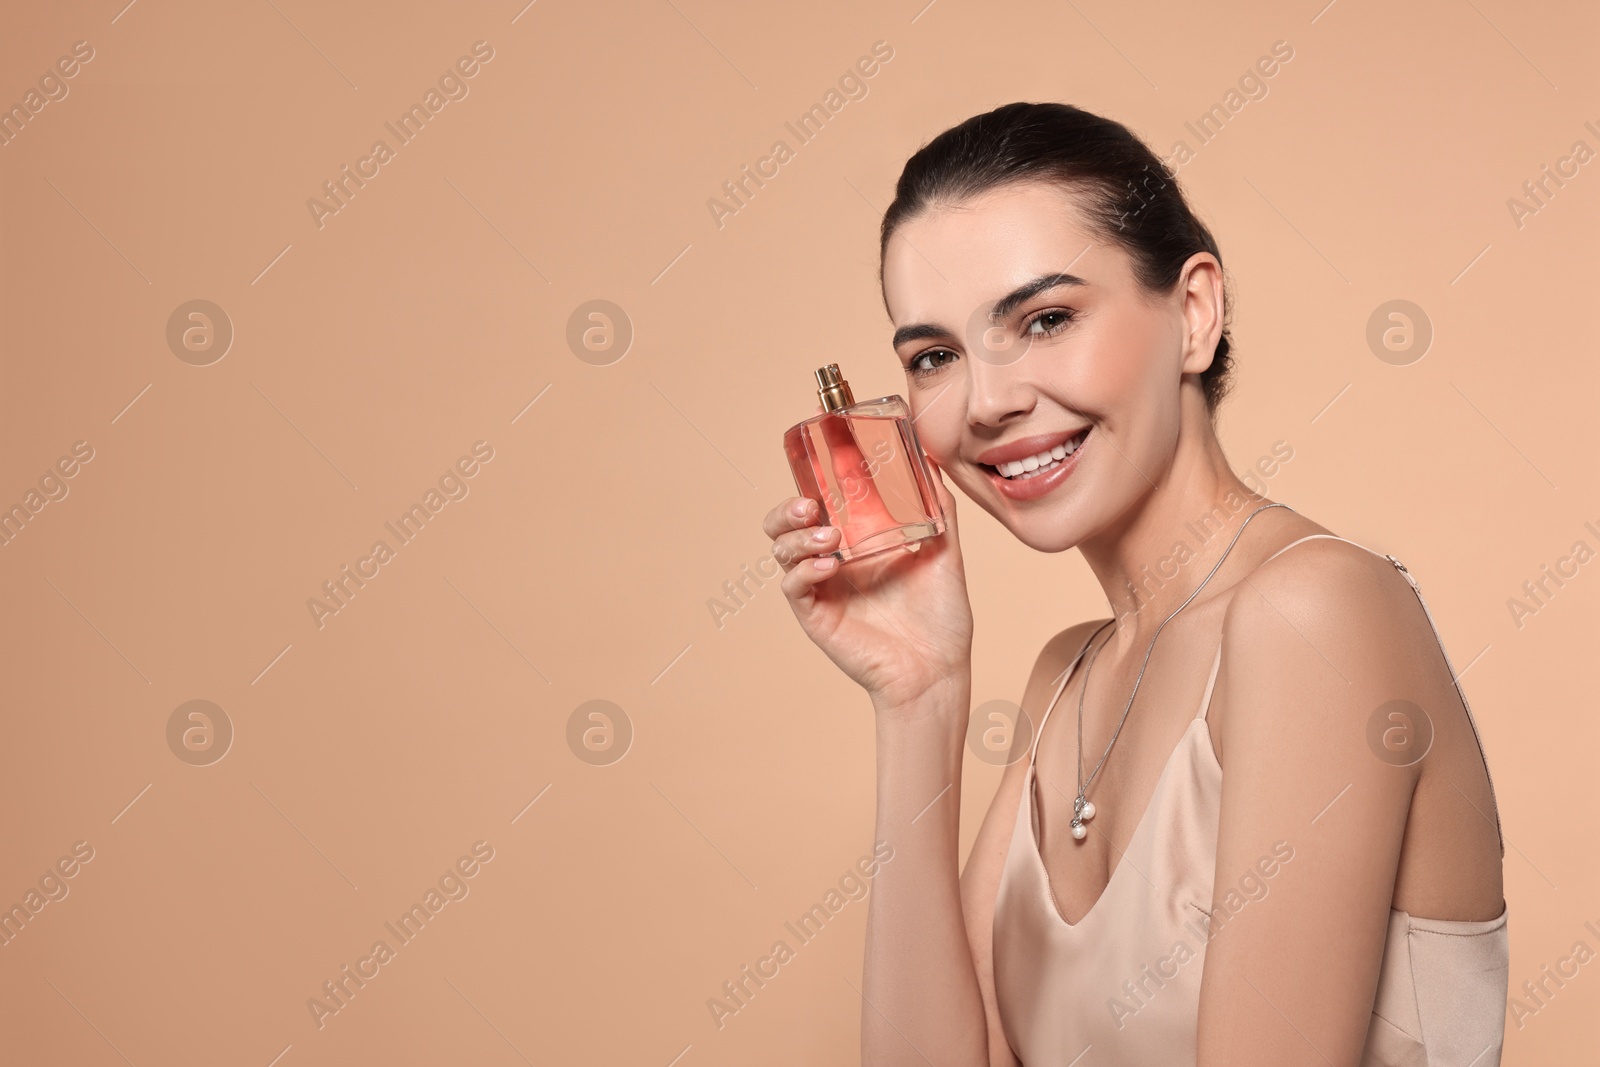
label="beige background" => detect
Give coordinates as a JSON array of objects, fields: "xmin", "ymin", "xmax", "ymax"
[{"xmin": 1, "ymin": 0, "xmax": 1596, "ymax": 1063}]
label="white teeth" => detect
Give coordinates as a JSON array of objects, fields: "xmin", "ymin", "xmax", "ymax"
[{"xmin": 994, "ymin": 429, "xmax": 1088, "ymax": 479}]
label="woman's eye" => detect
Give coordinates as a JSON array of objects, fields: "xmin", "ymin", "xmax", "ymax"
[
  {"xmin": 907, "ymin": 348, "xmax": 958, "ymax": 377},
  {"xmin": 1025, "ymin": 309, "xmax": 1075, "ymax": 336}
]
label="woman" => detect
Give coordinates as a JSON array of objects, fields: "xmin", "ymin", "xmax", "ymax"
[{"xmin": 760, "ymin": 102, "xmax": 1507, "ymax": 1066}]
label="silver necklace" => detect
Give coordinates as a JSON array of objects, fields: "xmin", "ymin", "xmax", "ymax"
[{"xmin": 1069, "ymin": 502, "xmax": 1292, "ymax": 840}]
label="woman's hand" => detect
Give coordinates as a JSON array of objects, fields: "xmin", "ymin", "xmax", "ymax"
[{"xmin": 761, "ymin": 459, "xmax": 974, "ymax": 713}]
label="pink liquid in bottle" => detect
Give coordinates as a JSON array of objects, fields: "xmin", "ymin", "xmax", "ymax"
[{"xmin": 782, "ymin": 364, "xmax": 945, "ymax": 563}]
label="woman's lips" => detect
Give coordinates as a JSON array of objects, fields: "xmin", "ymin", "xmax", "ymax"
[{"xmin": 983, "ymin": 428, "xmax": 1089, "ymax": 502}]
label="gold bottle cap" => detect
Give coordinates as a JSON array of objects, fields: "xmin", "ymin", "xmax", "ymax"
[{"xmin": 815, "ymin": 364, "xmax": 855, "ymax": 412}]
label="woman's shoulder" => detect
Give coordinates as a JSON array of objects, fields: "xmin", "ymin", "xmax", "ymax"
[
  {"xmin": 1214, "ymin": 516, "xmax": 1451, "ymax": 745},
  {"xmin": 1027, "ymin": 618, "xmax": 1113, "ymax": 695},
  {"xmin": 1220, "ymin": 517, "xmax": 1421, "ymax": 644},
  {"xmin": 996, "ymin": 619, "xmax": 1112, "ymax": 763}
]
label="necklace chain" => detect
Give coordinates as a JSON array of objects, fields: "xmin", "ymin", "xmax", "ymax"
[{"xmin": 1070, "ymin": 502, "xmax": 1292, "ymax": 836}]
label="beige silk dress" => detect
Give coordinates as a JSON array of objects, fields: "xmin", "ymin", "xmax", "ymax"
[{"xmin": 991, "ymin": 534, "xmax": 1510, "ymax": 1066}]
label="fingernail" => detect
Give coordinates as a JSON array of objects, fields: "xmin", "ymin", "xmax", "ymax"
[
  {"xmin": 792, "ymin": 499, "xmax": 813, "ymax": 519},
  {"xmin": 814, "ymin": 556, "xmax": 836, "ymax": 571},
  {"xmin": 812, "ymin": 526, "xmax": 834, "ymax": 543}
]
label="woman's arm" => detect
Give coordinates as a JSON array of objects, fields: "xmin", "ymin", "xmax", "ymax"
[
  {"xmin": 1196, "ymin": 542, "xmax": 1432, "ymax": 1066},
  {"xmin": 862, "ymin": 622, "xmax": 1106, "ymax": 1067},
  {"xmin": 762, "ymin": 468, "xmax": 994, "ymax": 1064},
  {"xmin": 861, "ymin": 677, "xmax": 991, "ymax": 1066}
]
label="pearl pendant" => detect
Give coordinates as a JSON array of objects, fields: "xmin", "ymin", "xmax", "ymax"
[
  {"xmin": 1071, "ymin": 821, "xmax": 1088, "ymax": 840},
  {"xmin": 1080, "ymin": 800, "xmax": 1096, "ymax": 822}
]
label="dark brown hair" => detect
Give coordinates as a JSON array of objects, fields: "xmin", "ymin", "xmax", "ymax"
[{"xmin": 880, "ymin": 101, "xmax": 1235, "ymax": 411}]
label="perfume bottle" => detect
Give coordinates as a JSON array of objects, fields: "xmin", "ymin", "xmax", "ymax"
[{"xmin": 783, "ymin": 364, "xmax": 946, "ymax": 563}]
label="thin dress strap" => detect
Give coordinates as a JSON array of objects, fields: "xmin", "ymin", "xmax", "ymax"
[
  {"xmin": 1194, "ymin": 642, "xmax": 1224, "ymax": 723},
  {"xmin": 1256, "ymin": 533, "xmax": 1506, "ymax": 857},
  {"xmin": 1260, "ymin": 532, "xmax": 1365, "ymax": 566},
  {"xmin": 1028, "ymin": 622, "xmax": 1113, "ymax": 767}
]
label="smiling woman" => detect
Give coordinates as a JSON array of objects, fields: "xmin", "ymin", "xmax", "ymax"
[{"xmin": 760, "ymin": 101, "xmax": 1508, "ymax": 1067}]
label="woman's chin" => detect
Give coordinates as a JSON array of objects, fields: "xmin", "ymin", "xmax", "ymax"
[
  {"xmin": 978, "ymin": 504, "xmax": 1086, "ymax": 555},
  {"xmin": 1014, "ymin": 527, "xmax": 1083, "ymax": 555}
]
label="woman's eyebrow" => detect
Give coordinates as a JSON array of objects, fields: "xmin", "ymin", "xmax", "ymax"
[
  {"xmin": 891, "ymin": 322, "xmax": 953, "ymax": 348},
  {"xmin": 989, "ymin": 271, "xmax": 1089, "ymax": 320},
  {"xmin": 891, "ymin": 271, "xmax": 1090, "ymax": 349}
]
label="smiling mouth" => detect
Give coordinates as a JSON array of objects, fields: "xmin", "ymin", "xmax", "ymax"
[{"xmin": 985, "ymin": 428, "xmax": 1090, "ymax": 480}]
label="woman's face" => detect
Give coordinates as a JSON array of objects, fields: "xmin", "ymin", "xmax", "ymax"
[{"xmin": 881, "ymin": 179, "xmax": 1217, "ymax": 553}]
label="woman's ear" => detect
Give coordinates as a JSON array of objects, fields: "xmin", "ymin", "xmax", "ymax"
[{"xmin": 1178, "ymin": 252, "xmax": 1225, "ymax": 375}]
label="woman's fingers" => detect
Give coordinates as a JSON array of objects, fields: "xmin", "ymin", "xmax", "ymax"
[
  {"xmin": 761, "ymin": 495, "xmax": 818, "ymax": 542},
  {"xmin": 760, "ymin": 496, "xmax": 846, "ymax": 588},
  {"xmin": 755, "ymin": 496, "xmax": 843, "ymax": 603},
  {"xmin": 781, "ymin": 538, "xmax": 841, "ymax": 602},
  {"xmin": 774, "ymin": 521, "xmax": 839, "ymax": 572}
]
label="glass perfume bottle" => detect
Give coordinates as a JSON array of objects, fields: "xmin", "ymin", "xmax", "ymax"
[{"xmin": 783, "ymin": 364, "xmax": 946, "ymax": 563}]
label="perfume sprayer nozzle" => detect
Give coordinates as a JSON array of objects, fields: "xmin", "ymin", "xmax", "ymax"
[{"xmin": 814, "ymin": 364, "xmax": 854, "ymax": 412}]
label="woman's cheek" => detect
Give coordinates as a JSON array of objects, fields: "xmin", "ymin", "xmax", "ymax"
[
  {"xmin": 934, "ymin": 421, "xmax": 970, "ymax": 472},
  {"xmin": 910, "ymin": 401, "xmax": 961, "ymax": 467},
  {"xmin": 1081, "ymin": 320, "xmax": 1150, "ymax": 397}
]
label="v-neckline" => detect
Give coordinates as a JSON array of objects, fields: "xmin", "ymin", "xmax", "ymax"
[{"xmin": 1024, "ymin": 716, "xmax": 1216, "ymax": 928}]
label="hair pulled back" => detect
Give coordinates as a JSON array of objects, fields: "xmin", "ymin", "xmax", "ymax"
[{"xmin": 881, "ymin": 102, "xmax": 1235, "ymax": 410}]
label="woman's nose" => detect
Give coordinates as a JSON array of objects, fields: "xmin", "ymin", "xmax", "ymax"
[{"xmin": 965, "ymin": 349, "xmax": 1037, "ymax": 427}]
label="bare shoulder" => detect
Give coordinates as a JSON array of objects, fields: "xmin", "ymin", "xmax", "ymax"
[
  {"xmin": 1020, "ymin": 618, "xmax": 1113, "ymax": 731},
  {"xmin": 963, "ymin": 617, "xmax": 1110, "ymax": 871},
  {"xmin": 1213, "ymin": 530, "xmax": 1443, "ymax": 764},
  {"xmin": 1220, "ymin": 533, "xmax": 1421, "ymax": 669},
  {"xmin": 959, "ymin": 617, "xmax": 1111, "ymax": 892},
  {"xmin": 1208, "ymin": 528, "xmax": 1504, "ymax": 920}
]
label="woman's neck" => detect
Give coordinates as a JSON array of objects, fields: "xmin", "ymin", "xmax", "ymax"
[{"xmin": 1076, "ymin": 410, "xmax": 1267, "ymax": 654}]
